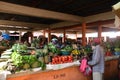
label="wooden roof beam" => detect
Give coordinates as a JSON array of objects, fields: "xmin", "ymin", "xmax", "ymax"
[
  {"xmin": 52, "ymin": 29, "xmax": 97, "ymax": 33},
  {"xmin": 50, "ymin": 11, "xmax": 115, "ymax": 30},
  {"xmin": 85, "ymin": 11, "xmax": 115, "ymax": 23},
  {"xmin": 0, "ymin": 20, "xmax": 48, "ymax": 29},
  {"xmin": 51, "ymin": 19, "xmax": 115, "ymax": 31},
  {"xmin": 0, "ymin": 27, "xmax": 29, "ymax": 31},
  {"xmin": 87, "ymin": 19, "xmax": 114, "ymax": 27},
  {"xmin": 50, "ymin": 21, "xmax": 80, "ymax": 29},
  {"xmin": 0, "ymin": 1, "xmax": 83, "ymax": 22}
]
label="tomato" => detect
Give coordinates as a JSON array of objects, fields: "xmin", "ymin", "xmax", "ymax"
[
  {"xmin": 61, "ymin": 56, "xmax": 65, "ymax": 62},
  {"xmin": 68, "ymin": 56, "xmax": 73, "ymax": 59},
  {"xmin": 58, "ymin": 57, "xmax": 61, "ymax": 62},
  {"xmin": 69, "ymin": 57, "xmax": 73, "ymax": 60},
  {"xmin": 54, "ymin": 57, "xmax": 58, "ymax": 62},
  {"xmin": 64, "ymin": 56, "xmax": 68, "ymax": 61}
]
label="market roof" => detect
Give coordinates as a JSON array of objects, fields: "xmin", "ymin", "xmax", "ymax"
[{"xmin": 0, "ymin": 0, "xmax": 120, "ymax": 32}]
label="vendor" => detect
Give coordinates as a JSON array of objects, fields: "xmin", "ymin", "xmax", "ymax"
[
  {"xmin": 0, "ymin": 32, "xmax": 11, "ymax": 57},
  {"xmin": 88, "ymin": 38, "xmax": 105, "ymax": 80},
  {"xmin": 51, "ymin": 38, "xmax": 65, "ymax": 49},
  {"xmin": 39, "ymin": 35, "xmax": 47, "ymax": 49},
  {"xmin": 51, "ymin": 38, "xmax": 59, "ymax": 48},
  {"xmin": 21, "ymin": 32, "xmax": 33, "ymax": 47},
  {"xmin": 1, "ymin": 32, "xmax": 11, "ymax": 47}
]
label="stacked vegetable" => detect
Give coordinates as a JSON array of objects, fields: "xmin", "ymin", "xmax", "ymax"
[
  {"xmin": 71, "ymin": 45, "xmax": 93, "ymax": 61},
  {"xmin": 71, "ymin": 49, "xmax": 80, "ymax": 55},
  {"xmin": 36, "ymin": 45, "xmax": 49, "ymax": 64},
  {"xmin": 10, "ymin": 43, "xmax": 46, "ymax": 71},
  {"xmin": 48, "ymin": 42, "xmax": 60, "ymax": 55},
  {"xmin": 51, "ymin": 55, "xmax": 73, "ymax": 64}
]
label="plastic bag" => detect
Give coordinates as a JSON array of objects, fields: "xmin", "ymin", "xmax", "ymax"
[
  {"xmin": 79, "ymin": 58, "xmax": 92, "ymax": 76},
  {"xmin": 79, "ymin": 58, "xmax": 87, "ymax": 72},
  {"xmin": 84, "ymin": 65, "xmax": 92, "ymax": 76}
]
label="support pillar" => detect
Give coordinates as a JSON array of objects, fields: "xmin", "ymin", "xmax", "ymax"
[
  {"xmin": 48, "ymin": 28, "xmax": 51, "ymax": 43},
  {"xmin": 76, "ymin": 32, "xmax": 78, "ymax": 41},
  {"xmin": 98, "ymin": 25, "xmax": 102, "ymax": 42},
  {"xmin": 19, "ymin": 31, "xmax": 22, "ymax": 42},
  {"xmin": 98, "ymin": 25, "xmax": 102, "ymax": 38},
  {"xmin": 82, "ymin": 22, "xmax": 86, "ymax": 46},
  {"xmin": 63, "ymin": 29, "xmax": 66, "ymax": 43},
  {"xmin": 106, "ymin": 36, "xmax": 109, "ymax": 42}
]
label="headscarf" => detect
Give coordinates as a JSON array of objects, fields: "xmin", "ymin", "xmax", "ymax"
[
  {"xmin": 92, "ymin": 38, "xmax": 101, "ymax": 46},
  {"xmin": 2, "ymin": 32, "xmax": 10, "ymax": 40},
  {"xmin": 51, "ymin": 38, "xmax": 58, "ymax": 44},
  {"xmin": 93, "ymin": 38, "xmax": 101, "ymax": 44}
]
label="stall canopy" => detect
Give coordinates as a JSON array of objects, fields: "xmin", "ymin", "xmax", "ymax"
[{"xmin": 0, "ymin": 0, "xmax": 119, "ymax": 32}]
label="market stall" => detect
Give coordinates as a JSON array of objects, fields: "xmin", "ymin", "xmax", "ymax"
[
  {"xmin": 4, "ymin": 56, "xmax": 119, "ymax": 80},
  {"xmin": 0, "ymin": 38, "xmax": 119, "ymax": 80}
]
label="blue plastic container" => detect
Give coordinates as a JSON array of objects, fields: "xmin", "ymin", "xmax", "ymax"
[
  {"xmin": 61, "ymin": 51, "xmax": 70, "ymax": 55},
  {"xmin": 114, "ymin": 52, "xmax": 120, "ymax": 55}
]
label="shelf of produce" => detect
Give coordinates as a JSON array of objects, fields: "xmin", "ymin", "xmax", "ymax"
[{"xmin": 6, "ymin": 56, "xmax": 119, "ymax": 80}]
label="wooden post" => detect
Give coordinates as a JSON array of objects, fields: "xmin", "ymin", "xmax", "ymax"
[
  {"xmin": 82, "ymin": 22, "xmax": 86, "ymax": 46},
  {"xmin": 19, "ymin": 31, "xmax": 22, "ymax": 42},
  {"xmin": 76, "ymin": 32, "xmax": 78, "ymax": 41},
  {"xmin": 48, "ymin": 28, "xmax": 51, "ymax": 43},
  {"xmin": 98, "ymin": 25, "xmax": 102, "ymax": 38},
  {"xmin": 106, "ymin": 36, "xmax": 109, "ymax": 42},
  {"xmin": 63, "ymin": 29, "xmax": 66, "ymax": 43}
]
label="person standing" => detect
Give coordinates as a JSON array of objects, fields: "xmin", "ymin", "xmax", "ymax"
[{"xmin": 88, "ymin": 38, "xmax": 105, "ymax": 80}]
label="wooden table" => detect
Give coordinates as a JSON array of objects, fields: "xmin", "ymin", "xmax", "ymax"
[{"xmin": 6, "ymin": 56, "xmax": 119, "ymax": 80}]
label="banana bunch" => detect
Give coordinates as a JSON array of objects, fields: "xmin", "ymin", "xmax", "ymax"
[{"xmin": 71, "ymin": 49, "xmax": 80, "ymax": 55}]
